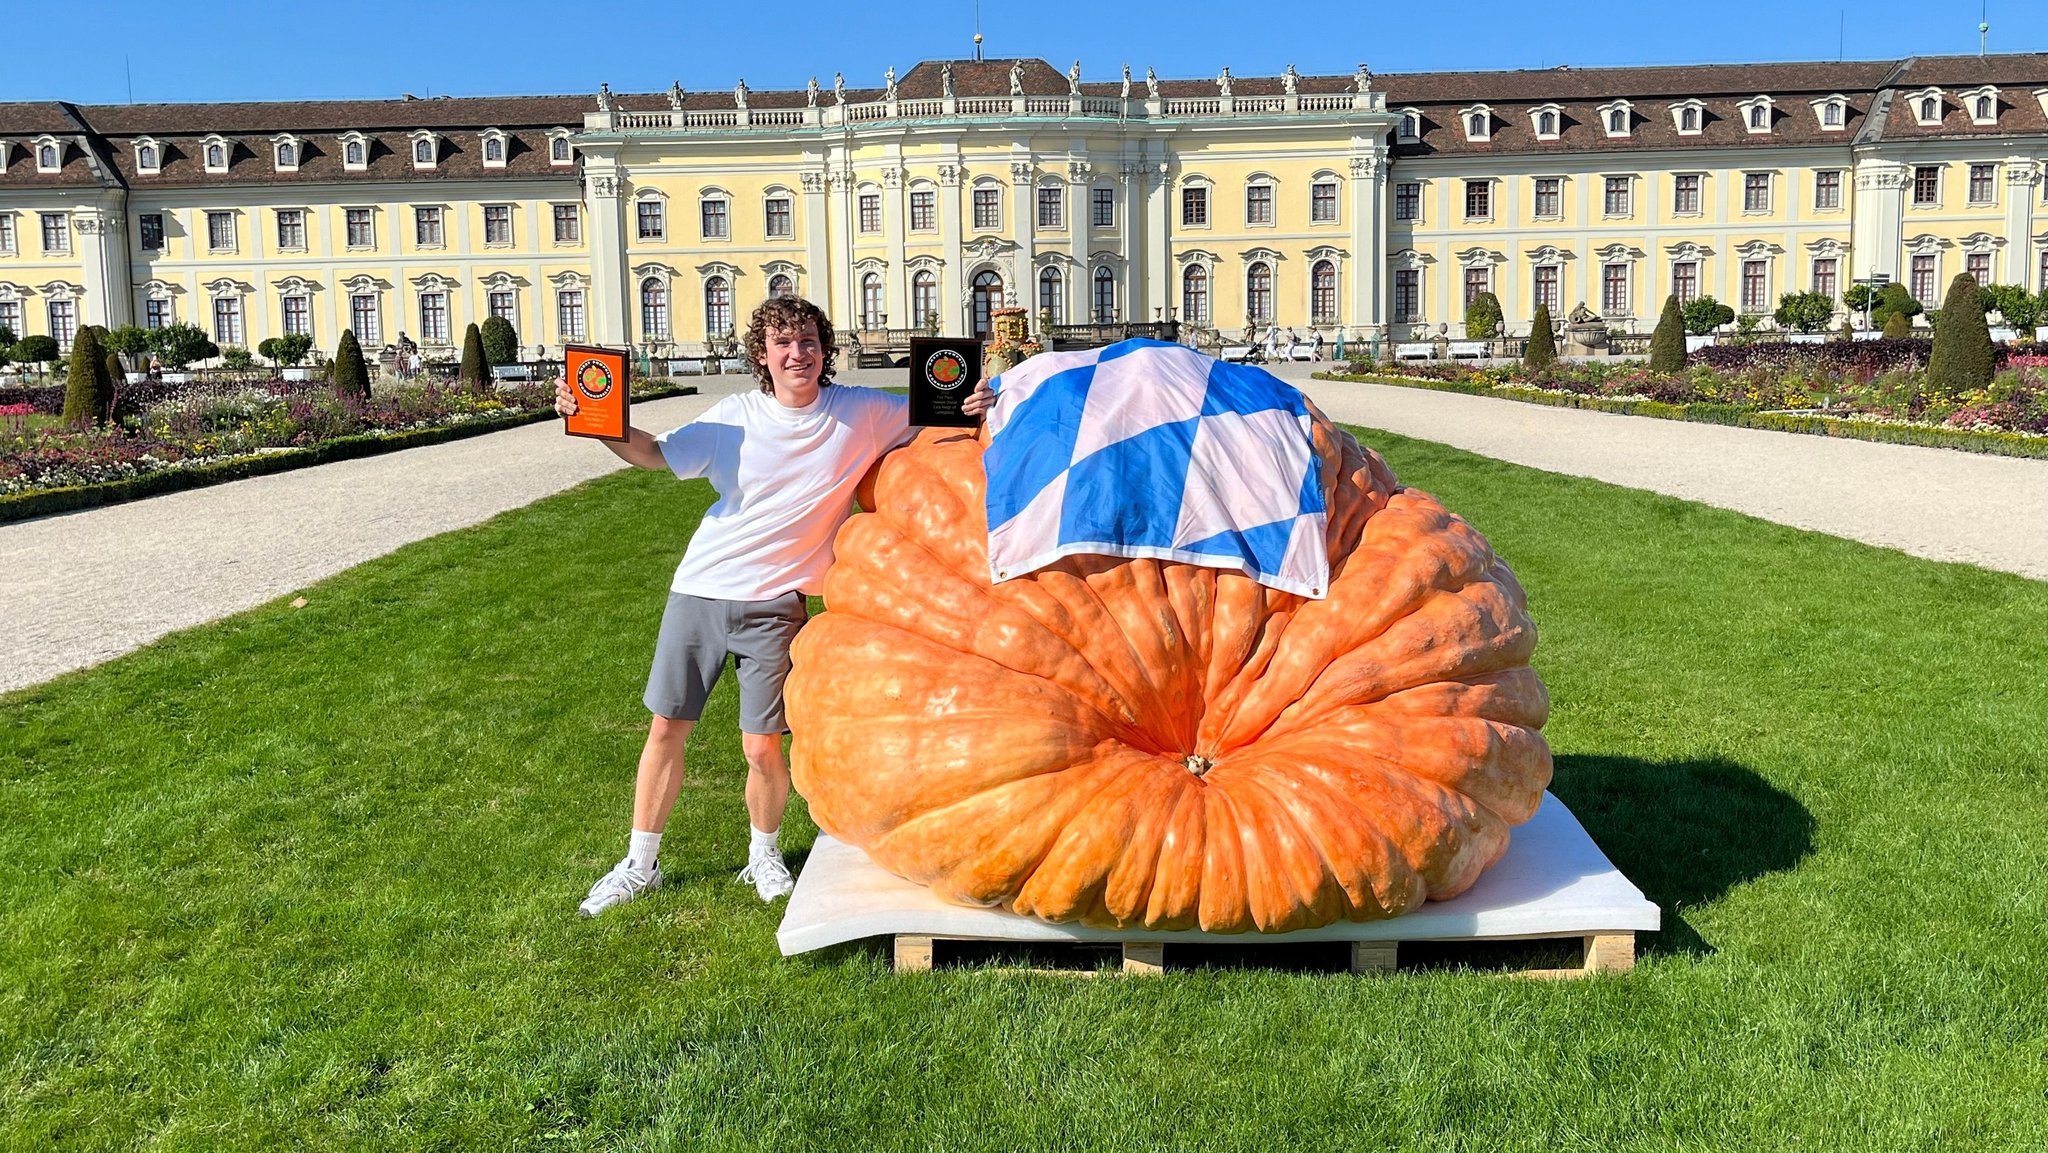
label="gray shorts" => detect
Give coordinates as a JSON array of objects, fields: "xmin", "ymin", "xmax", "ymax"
[{"xmin": 644, "ymin": 591, "xmax": 810, "ymax": 733}]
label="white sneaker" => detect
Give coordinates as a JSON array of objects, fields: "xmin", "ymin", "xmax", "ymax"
[
  {"xmin": 578, "ymin": 857, "xmax": 661, "ymax": 917},
  {"xmin": 737, "ymin": 847, "xmax": 795, "ymax": 902}
]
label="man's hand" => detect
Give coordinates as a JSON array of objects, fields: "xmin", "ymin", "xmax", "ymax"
[
  {"xmin": 553, "ymin": 376, "xmax": 578, "ymax": 418},
  {"xmin": 961, "ymin": 381, "xmax": 996, "ymax": 419}
]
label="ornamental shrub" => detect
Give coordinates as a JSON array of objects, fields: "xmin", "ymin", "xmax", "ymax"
[
  {"xmin": 147, "ymin": 323, "xmax": 217, "ymax": 371},
  {"xmin": 1872, "ymin": 283, "xmax": 1922, "ymax": 328},
  {"xmin": 1983, "ymin": 284, "xmax": 2043, "ymax": 332},
  {"xmin": 1525, "ymin": 304, "xmax": 1557, "ymax": 371},
  {"xmin": 62, "ymin": 326, "xmax": 105, "ymax": 426},
  {"xmin": 103, "ymin": 325, "xmax": 150, "ymax": 361},
  {"xmin": 1465, "ymin": 292, "xmax": 1503, "ymax": 339},
  {"xmin": 1928, "ymin": 274, "xmax": 1995, "ymax": 396},
  {"xmin": 1774, "ymin": 290, "xmax": 1836, "ymax": 334},
  {"xmin": 459, "ymin": 323, "xmax": 489, "ymax": 389},
  {"xmin": 333, "ymin": 330, "xmax": 371, "ymax": 400},
  {"xmin": 1649, "ymin": 294, "xmax": 1685, "ymax": 372},
  {"xmin": 1682, "ymin": 295, "xmax": 1735, "ymax": 336},
  {"xmin": 1882, "ymin": 310, "xmax": 1913, "ymax": 340},
  {"xmin": 220, "ymin": 346, "xmax": 255, "ymax": 371},
  {"xmin": 273, "ymin": 333, "xmax": 314, "ymax": 367},
  {"xmin": 480, "ymin": 315, "xmax": 519, "ymax": 366},
  {"xmin": 14, "ymin": 335, "xmax": 60, "ymax": 372}
]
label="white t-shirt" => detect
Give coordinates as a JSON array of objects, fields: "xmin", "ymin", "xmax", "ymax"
[{"xmin": 656, "ymin": 385, "xmax": 910, "ymax": 600}]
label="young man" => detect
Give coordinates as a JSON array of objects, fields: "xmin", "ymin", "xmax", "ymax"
[{"xmin": 560, "ymin": 296, "xmax": 990, "ymax": 915}]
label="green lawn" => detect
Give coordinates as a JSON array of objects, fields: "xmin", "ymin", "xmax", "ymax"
[{"xmin": 3, "ymin": 428, "xmax": 2045, "ymax": 1150}]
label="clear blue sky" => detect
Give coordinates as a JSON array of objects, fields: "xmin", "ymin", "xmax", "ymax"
[{"xmin": 6, "ymin": 0, "xmax": 2045, "ymax": 105}]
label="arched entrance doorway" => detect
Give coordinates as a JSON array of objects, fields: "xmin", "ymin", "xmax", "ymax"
[{"xmin": 970, "ymin": 270, "xmax": 1004, "ymax": 338}]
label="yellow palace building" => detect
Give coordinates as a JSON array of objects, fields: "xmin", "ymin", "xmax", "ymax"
[{"xmin": 3, "ymin": 54, "xmax": 2046, "ymax": 359}]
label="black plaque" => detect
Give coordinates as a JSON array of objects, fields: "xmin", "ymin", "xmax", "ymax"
[{"xmin": 908, "ymin": 337, "xmax": 984, "ymax": 428}]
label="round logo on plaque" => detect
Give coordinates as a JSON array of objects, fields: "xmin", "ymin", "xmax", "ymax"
[
  {"xmin": 924, "ymin": 350, "xmax": 969, "ymax": 391},
  {"xmin": 576, "ymin": 359, "xmax": 615, "ymax": 401}
]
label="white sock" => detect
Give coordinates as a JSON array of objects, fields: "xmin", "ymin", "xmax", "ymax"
[
  {"xmin": 627, "ymin": 829, "xmax": 663, "ymax": 870},
  {"xmin": 750, "ymin": 825, "xmax": 780, "ymax": 856}
]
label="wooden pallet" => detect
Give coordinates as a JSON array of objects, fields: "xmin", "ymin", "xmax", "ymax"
[{"xmin": 891, "ymin": 930, "xmax": 1635, "ymax": 978}]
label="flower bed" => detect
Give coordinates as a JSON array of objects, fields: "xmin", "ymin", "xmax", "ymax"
[
  {"xmin": 1322, "ymin": 355, "xmax": 2048, "ymax": 458},
  {"xmin": 1, "ymin": 376, "xmax": 695, "ymax": 521}
]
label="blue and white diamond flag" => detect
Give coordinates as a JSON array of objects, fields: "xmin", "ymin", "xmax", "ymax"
[{"xmin": 982, "ymin": 339, "xmax": 1329, "ymax": 598}]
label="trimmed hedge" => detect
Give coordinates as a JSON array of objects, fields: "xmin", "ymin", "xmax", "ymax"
[
  {"xmin": 1311, "ymin": 371, "xmax": 2048, "ymax": 460},
  {"xmin": 1, "ymin": 382, "xmax": 698, "ymax": 525}
]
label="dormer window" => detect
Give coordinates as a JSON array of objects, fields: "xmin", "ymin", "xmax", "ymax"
[
  {"xmin": 1911, "ymin": 88, "xmax": 1944, "ymax": 126},
  {"xmin": 339, "ymin": 132, "xmax": 367, "ymax": 171},
  {"xmin": 272, "ymin": 134, "xmax": 300, "ymax": 172},
  {"xmin": 201, "ymin": 135, "xmax": 230, "ymax": 173},
  {"xmin": 1598, "ymin": 100, "xmax": 1634, "ymax": 138},
  {"xmin": 548, "ymin": 130, "xmax": 574, "ymax": 164},
  {"xmin": 1738, "ymin": 96, "xmax": 1775, "ymax": 135},
  {"xmin": 481, "ymin": 128, "xmax": 507, "ymax": 167},
  {"xmin": 1963, "ymin": 86, "xmax": 1999, "ymax": 125},
  {"xmin": 1529, "ymin": 104, "xmax": 1562, "ymax": 141},
  {"xmin": 1671, "ymin": 101, "xmax": 1704, "ymax": 135},
  {"xmin": 1812, "ymin": 94, "xmax": 1848, "ymax": 130},
  {"xmin": 410, "ymin": 131, "xmax": 439, "ymax": 168},
  {"xmin": 1397, "ymin": 109, "xmax": 1421, "ymax": 141},
  {"xmin": 1460, "ymin": 105, "xmax": 1492, "ymax": 142},
  {"xmin": 34, "ymin": 136, "xmax": 62, "ymax": 172},
  {"xmin": 133, "ymin": 138, "xmax": 161, "ymax": 174}
]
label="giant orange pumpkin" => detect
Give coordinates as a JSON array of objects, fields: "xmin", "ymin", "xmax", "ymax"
[{"xmin": 786, "ymin": 408, "xmax": 1550, "ymax": 933}]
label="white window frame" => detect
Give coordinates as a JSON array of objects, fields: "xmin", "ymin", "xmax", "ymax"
[
  {"xmin": 480, "ymin": 128, "xmax": 508, "ymax": 168},
  {"xmin": 763, "ymin": 187, "xmax": 794, "ymax": 239},
  {"xmin": 1963, "ymin": 86, "xmax": 1999, "ymax": 126},
  {"xmin": 1741, "ymin": 171, "xmax": 1773, "ymax": 215},
  {"xmin": 206, "ymin": 210, "xmax": 237, "ymax": 253},
  {"xmin": 136, "ymin": 211, "xmax": 164, "ymax": 251},
  {"xmin": 1243, "ymin": 178, "xmax": 1276, "ymax": 228},
  {"xmin": 699, "ymin": 189, "xmax": 732, "ymax": 241},
  {"xmin": 1309, "ymin": 174, "xmax": 1339, "ymax": 225},
  {"xmin": 201, "ymin": 135, "xmax": 229, "ymax": 174},
  {"xmin": 340, "ymin": 132, "xmax": 368, "ymax": 172},
  {"xmin": 548, "ymin": 130, "xmax": 574, "ymax": 165},
  {"xmin": 1670, "ymin": 100, "xmax": 1705, "ymax": 136},
  {"xmin": 482, "ymin": 203, "xmax": 513, "ymax": 247},
  {"xmin": 1598, "ymin": 100, "xmax": 1634, "ymax": 139},
  {"xmin": 418, "ymin": 290, "xmax": 451, "ymax": 344},
  {"xmin": 1037, "ymin": 265, "xmax": 1064, "ymax": 324},
  {"xmin": 1462, "ymin": 178, "xmax": 1494, "ymax": 223},
  {"xmin": 1601, "ymin": 261, "xmax": 1631, "ymax": 317},
  {"xmin": 344, "ymin": 206, "xmax": 376, "ymax": 249},
  {"xmin": 415, "ymin": 204, "xmax": 446, "ymax": 248},
  {"xmin": 1910, "ymin": 88, "xmax": 1945, "ymax": 127},
  {"xmin": 1739, "ymin": 258, "xmax": 1771, "ymax": 314},
  {"xmin": 1459, "ymin": 105, "xmax": 1493, "ymax": 143},
  {"xmin": 275, "ymin": 208, "xmax": 307, "ymax": 252},
  {"xmin": 556, "ymin": 288, "xmax": 587, "ymax": 341},
  {"xmin": 279, "ymin": 291, "xmax": 313, "ymax": 339},
  {"xmin": 1911, "ymin": 164, "xmax": 1942, "ymax": 208},
  {"xmin": 1601, "ymin": 175, "xmax": 1633, "ymax": 218},
  {"xmin": 1967, "ymin": 163, "xmax": 1998, "ymax": 207},
  {"xmin": 1177, "ymin": 178, "xmax": 1210, "ymax": 229},
  {"xmin": 271, "ymin": 133, "xmax": 300, "ymax": 173},
  {"xmin": 1528, "ymin": 104, "xmax": 1563, "ymax": 141},
  {"xmin": 133, "ymin": 137, "xmax": 162, "ymax": 175},
  {"xmin": 552, "ymin": 202, "xmax": 582, "ymax": 246},
  {"xmin": 410, "ymin": 131, "xmax": 439, "ymax": 170},
  {"xmin": 1738, "ymin": 96, "xmax": 1775, "ymax": 135},
  {"xmin": 34, "ymin": 135, "xmax": 63, "ymax": 173},
  {"xmin": 349, "ymin": 291, "xmax": 382, "ymax": 345},
  {"xmin": 908, "ymin": 184, "xmax": 938, "ymax": 232},
  {"xmin": 40, "ymin": 211, "xmax": 69, "ymax": 254},
  {"xmin": 1396, "ymin": 108, "xmax": 1422, "ymax": 141},
  {"xmin": 1393, "ymin": 180, "xmax": 1422, "ymax": 224},
  {"xmin": 1531, "ymin": 176, "xmax": 1563, "ymax": 221},
  {"xmin": 1813, "ymin": 169, "xmax": 1844, "ymax": 211},
  {"xmin": 971, "ymin": 181, "xmax": 1004, "ymax": 231},
  {"xmin": 1036, "ymin": 181, "xmax": 1065, "ymax": 231},
  {"xmin": 211, "ymin": 293, "xmax": 244, "ymax": 347},
  {"xmin": 0, "ymin": 211, "xmax": 13, "ymax": 254},
  {"xmin": 1811, "ymin": 94, "xmax": 1849, "ymax": 132},
  {"xmin": 635, "ymin": 192, "xmax": 667, "ymax": 241}
]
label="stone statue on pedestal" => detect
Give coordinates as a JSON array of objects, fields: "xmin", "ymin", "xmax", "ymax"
[
  {"xmin": 1217, "ymin": 67, "xmax": 1233, "ymax": 98},
  {"xmin": 1121, "ymin": 64, "xmax": 1132, "ymax": 101},
  {"xmin": 595, "ymin": 83, "xmax": 613, "ymax": 113},
  {"xmin": 1145, "ymin": 67, "xmax": 1159, "ymax": 100},
  {"xmin": 1283, "ymin": 64, "xmax": 1298, "ymax": 96},
  {"xmin": 941, "ymin": 62, "xmax": 955, "ymax": 98},
  {"xmin": 1068, "ymin": 60, "xmax": 1082, "ymax": 97},
  {"xmin": 667, "ymin": 82, "xmax": 686, "ymax": 111},
  {"xmin": 806, "ymin": 77, "xmax": 819, "ymax": 107},
  {"xmin": 833, "ymin": 73, "xmax": 846, "ymax": 104},
  {"xmin": 734, "ymin": 79, "xmax": 749, "ymax": 109},
  {"xmin": 1010, "ymin": 61, "xmax": 1025, "ymax": 96},
  {"xmin": 884, "ymin": 66, "xmax": 897, "ymax": 102}
]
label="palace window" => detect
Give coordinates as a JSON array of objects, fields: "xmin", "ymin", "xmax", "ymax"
[
  {"xmin": 1815, "ymin": 170, "xmax": 1842, "ymax": 210},
  {"xmin": 1608, "ymin": 108, "xmax": 1627, "ymax": 134},
  {"xmin": 640, "ymin": 278, "xmax": 668, "ymax": 338},
  {"xmin": 1311, "ymin": 180, "xmax": 1337, "ymax": 224},
  {"xmin": 1092, "ymin": 186, "xmax": 1116, "ymax": 228},
  {"xmin": 1038, "ymin": 267, "xmax": 1063, "ymax": 323},
  {"xmin": 700, "ymin": 198, "xmax": 729, "ymax": 240},
  {"xmin": 275, "ymin": 140, "xmax": 296, "ymax": 169},
  {"xmin": 973, "ymin": 186, "xmax": 1002, "ymax": 230},
  {"xmin": 704, "ymin": 275, "xmax": 732, "ymax": 334},
  {"xmin": 1749, "ymin": 105, "xmax": 1766, "ymax": 129},
  {"xmin": 1180, "ymin": 185, "xmax": 1208, "ymax": 227},
  {"xmin": 553, "ymin": 204, "xmax": 581, "ymax": 244},
  {"xmin": 1968, "ymin": 164, "xmax": 1995, "ymax": 205},
  {"xmin": 37, "ymin": 142, "xmax": 61, "ymax": 170},
  {"xmin": 1534, "ymin": 264, "xmax": 1560, "ymax": 312},
  {"xmin": 346, "ymin": 208, "xmax": 374, "ymax": 247},
  {"xmin": 418, "ymin": 292, "xmax": 449, "ymax": 343},
  {"xmin": 1246, "ymin": 261, "xmax": 1273, "ymax": 322},
  {"xmin": 1603, "ymin": 176, "xmax": 1631, "ymax": 217},
  {"xmin": 351, "ymin": 294, "xmax": 381, "ymax": 345},
  {"xmin": 1464, "ymin": 265, "xmax": 1490, "ymax": 303},
  {"xmin": 207, "ymin": 211, "xmax": 236, "ymax": 252},
  {"xmin": 1823, "ymin": 101, "xmax": 1842, "ymax": 127},
  {"xmin": 1393, "ymin": 269, "xmax": 1421, "ymax": 322},
  {"xmin": 1742, "ymin": 173, "xmax": 1771, "ymax": 213},
  {"xmin": 910, "ymin": 190, "xmax": 936, "ymax": 231},
  {"xmin": 213, "ymin": 296, "xmax": 243, "ymax": 346},
  {"xmin": 1037, "ymin": 186, "xmax": 1063, "ymax": 229},
  {"xmin": 281, "ymin": 294, "xmax": 311, "ymax": 338},
  {"xmin": 1740, "ymin": 260, "xmax": 1769, "ymax": 312},
  {"xmin": 42, "ymin": 212, "xmax": 70, "ymax": 254},
  {"xmin": 1463, "ymin": 180, "xmax": 1491, "ymax": 221},
  {"xmin": 1681, "ymin": 106, "xmax": 1699, "ymax": 132},
  {"xmin": 1311, "ymin": 260, "xmax": 1337, "ymax": 323},
  {"xmin": 1394, "ymin": 182, "xmax": 1420, "ymax": 221},
  {"xmin": 483, "ymin": 136, "xmax": 503, "ymax": 164},
  {"xmin": 1674, "ymin": 174, "xmax": 1702, "ymax": 215},
  {"xmin": 416, "ymin": 206, "xmax": 445, "ymax": 246},
  {"xmin": 1093, "ymin": 266, "xmax": 1116, "ymax": 323},
  {"xmin": 1919, "ymin": 96, "xmax": 1939, "ymax": 123},
  {"xmin": 413, "ymin": 137, "xmax": 435, "ymax": 165},
  {"xmin": 764, "ymin": 196, "xmax": 791, "ymax": 238},
  {"xmin": 0, "ymin": 302, "xmax": 18, "ymax": 342},
  {"xmin": 552, "ymin": 136, "xmax": 572, "ymax": 163},
  {"xmin": 1181, "ymin": 265, "xmax": 1209, "ymax": 324},
  {"xmin": 1975, "ymin": 95, "xmax": 1994, "ymax": 122},
  {"xmin": 2039, "ymin": 251, "xmax": 2048, "ymax": 292},
  {"xmin": 1966, "ymin": 252, "xmax": 1991, "ymax": 284},
  {"xmin": 137, "ymin": 143, "xmax": 158, "ymax": 171},
  {"xmin": 860, "ymin": 274, "xmax": 883, "ymax": 328},
  {"xmin": 1400, "ymin": 111, "xmax": 1421, "ymax": 139},
  {"xmin": 48, "ymin": 300, "xmax": 77, "ymax": 349},
  {"xmin": 1536, "ymin": 110, "xmax": 1557, "ymax": 137},
  {"xmin": 138, "ymin": 212, "xmax": 164, "ymax": 250},
  {"xmin": 205, "ymin": 143, "xmax": 225, "ymax": 169},
  {"xmin": 0, "ymin": 214, "xmax": 13, "ymax": 254},
  {"xmin": 1912, "ymin": 166, "xmax": 1940, "ymax": 207},
  {"xmin": 145, "ymin": 298, "xmax": 171, "ymax": 329},
  {"xmin": 344, "ymin": 139, "xmax": 365, "ymax": 168},
  {"xmin": 483, "ymin": 204, "xmax": 512, "ymax": 245},
  {"xmin": 276, "ymin": 209, "xmax": 306, "ymax": 250},
  {"xmin": 1812, "ymin": 257, "xmax": 1837, "ymax": 299},
  {"xmin": 860, "ymin": 192, "xmax": 882, "ymax": 233},
  {"xmin": 1245, "ymin": 182, "xmax": 1273, "ymax": 226},
  {"xmin": 557, "ymin": 289, "xmax": 586, "ymax": 340},
  {"xmin": 1603, "ymin": 263, "xmax": 1629, "ymax": 316},
  {"xmin": 911, "ymin": 271, "xmax": 936, "ymax": 322},
  {"xmin": 637, "ymin": 200, "xmax": 665, "ymax": 240},
  {"xmin": 772, "ymin": 273, "xmax": 797, "ymax": 300},
  {"xmin": 1672, "ymin": 261, "xmax": 1699, "ymax": 304},
  {"xmin": 489, "ymin": 291, "xmax": 515, "ymax": 322},
  {"xmin": 1532, "ymin": 177, "xmax": 1560, "ymax": 219}
]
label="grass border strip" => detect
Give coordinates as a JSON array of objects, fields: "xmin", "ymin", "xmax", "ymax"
[
  {"xmin": 1314, "ymin": 372, "xmax": 2048, "ymax": 460},
  {"xmin": 0, "ymin": 383, "xmax": 699, "ymax": 525}
]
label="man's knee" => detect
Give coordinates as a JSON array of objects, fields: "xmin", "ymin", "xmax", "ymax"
[
  {"xmin": 648, "ymin": 714, "xmax": 694, "ymax": 745},
  {"xmin": 740, "ymin": 732, "xmax": 787, "ymax": 773}
]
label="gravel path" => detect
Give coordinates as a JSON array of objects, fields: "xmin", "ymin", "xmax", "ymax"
[{"xmin": 4, "ymin": 365, "xmax": 2044, "ymax": 694}]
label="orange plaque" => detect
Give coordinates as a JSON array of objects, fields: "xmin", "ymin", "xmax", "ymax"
[{"xmin": 562, "ymin": 344, "xmax": 630, "ymax": 442}]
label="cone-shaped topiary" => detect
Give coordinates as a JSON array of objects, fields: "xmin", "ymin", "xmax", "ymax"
[
  {"xmin": 334, "ymin": 329, "xmax": 371, "ymax": 401},
  {"xmin": 1648, "ymin": 294, "xmax": 1685, "ymax": 372},
  {"xmin": 480, "ymin": 315, "xmax": 519, "ymax": 366},
  {"xmin": 1882, "ymin": 310, "xmax": 1912, "ymax": 340},
  {"xmin": 62, "ymin": 325, "xmax": 105, "ymax": 426},
  {"xmin": 459, "ymin": 323, "xmax": 489, "ymax": 390},
  {"xmin": 1927, "ymin": 273, "xmax": 1995, "ymax": 397},
  {"xmin": 1525, "ymin": 304, "xmax": 1557, "ymax": 371}
]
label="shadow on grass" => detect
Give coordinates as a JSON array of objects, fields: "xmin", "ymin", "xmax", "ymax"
[{"xmin": 1549, "ymin": 754, "xmax": 1815, "ymax": 957}]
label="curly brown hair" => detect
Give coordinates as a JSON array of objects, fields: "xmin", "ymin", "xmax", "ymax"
[{"xmin": 743, "ymin": 296, "xmax": 837, "ymax": 394}]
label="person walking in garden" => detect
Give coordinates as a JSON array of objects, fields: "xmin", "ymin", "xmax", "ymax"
[{"xmin": 559, "ymin": 295, "xmax": 993, "ymax": 915}]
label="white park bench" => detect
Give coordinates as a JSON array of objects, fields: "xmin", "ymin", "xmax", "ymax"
[
  {"xmin": 1447, "ymin": 341, "xmax": 1487, "ymax": 359},
  {"xmin": 666, "ymin": 358, "xmax": 706, "ymax": 376},
  {"xmin": 1220, "ymin": 344, "xmax": 1257, "ymax": 363},
  {"xmin": 1393, "ymin": 342, "xmax": 1434, "ymax": 361}
]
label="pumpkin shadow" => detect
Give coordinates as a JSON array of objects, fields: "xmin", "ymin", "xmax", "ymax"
[{"xmin": 1547, "ymin": 754, "xmax": 1815, "ymax": 957}]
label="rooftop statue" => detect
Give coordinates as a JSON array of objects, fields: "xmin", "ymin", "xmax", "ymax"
[
  {"xmin": 1009, "ymin": 60, "xmax": 1025, "ymax": 96},
  {"xmin": 1217, "ymin": 67, "xmax": 1233, "ymax": 98}
]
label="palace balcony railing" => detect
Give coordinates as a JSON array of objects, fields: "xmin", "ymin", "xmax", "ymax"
[{"xmin": 586, "ymin": 90, "xmax": 1387, "ymax": 134}]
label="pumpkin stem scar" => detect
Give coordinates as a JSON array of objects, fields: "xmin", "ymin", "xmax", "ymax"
[{"xmin": 1183, "ymin": 754, "xmax": 1215, "ymax": 778}]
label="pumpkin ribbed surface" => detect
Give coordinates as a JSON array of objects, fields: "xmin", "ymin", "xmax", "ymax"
[{"xmin": 785, "ymin": 411, "xmax": 1551, "ymax": 933}]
